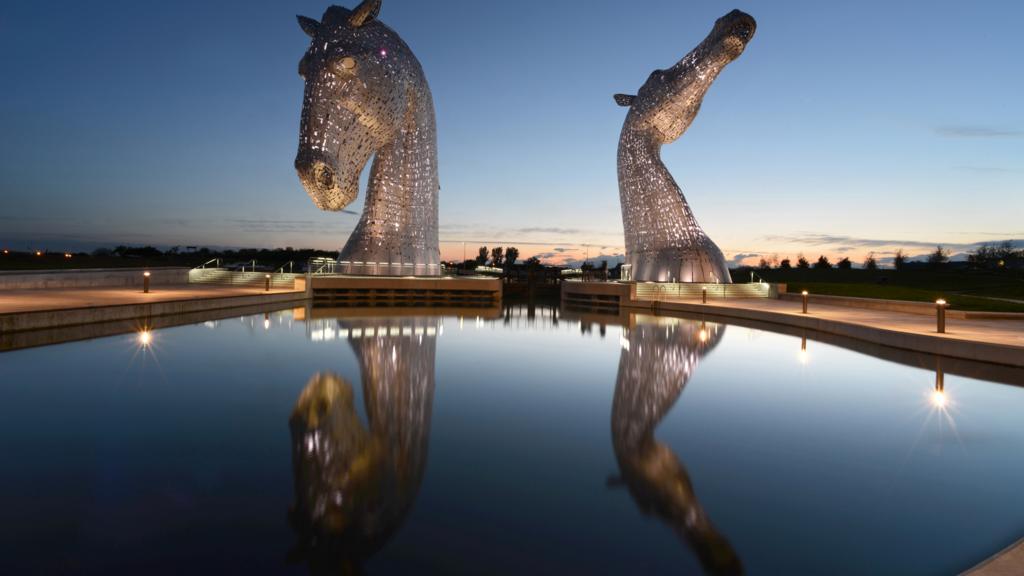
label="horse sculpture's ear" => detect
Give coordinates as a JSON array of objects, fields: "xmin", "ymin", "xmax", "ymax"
[
  {"xmin": 297, "ymin": 15, "xmax": 320, "ymax": 38},
  {"xmin": 614, "ymin": 94, "xmax": 636, "ymax": 107},
  {"xmin": 349, "ymin": 0, "xmax": 382, "ymax": 27}
]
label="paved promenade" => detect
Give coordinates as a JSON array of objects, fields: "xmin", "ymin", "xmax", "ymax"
[
  {"xmin": 0, "ymin": 285, "xmax": 309, "ymax": 335},
  {"xmin": 0, "ymin": 285, "xmax": 301, "ymax": 314},
  {"xmin": 632, "ymin": 295, "xmax": 1024, "ymax": 367},
  {"xmin": 663, "ymin": 296, "xmax": 1024, "ymax": 348}
]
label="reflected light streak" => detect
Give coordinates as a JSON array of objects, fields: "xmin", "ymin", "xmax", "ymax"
[{"xmin": 138, "ymin": 330, "xmax": 153, "ymax": 347}]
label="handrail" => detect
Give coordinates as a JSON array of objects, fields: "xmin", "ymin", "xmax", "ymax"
[
  {"xmin": 193, "ymin": 258, "xmax": 221, "ymax": 270},
  {"xmin": 308, "ymin": 257, "xmax": 337, "ymax": 275},
  {"xmin": 276, "ymin": 261, "xmax": 295, "ymax": 275},
  {"xmin": 750, "ymin": 270, "xmax": 768, "ymax": 284}
]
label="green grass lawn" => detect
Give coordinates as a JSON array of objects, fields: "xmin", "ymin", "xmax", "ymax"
[
  {"xmin": 741, "ymin": 268, "xmax": 1024, "ymax": 312},
  {"xmin": 781, "ymin": 282, "xmax": 1024, "ymax": 312}
]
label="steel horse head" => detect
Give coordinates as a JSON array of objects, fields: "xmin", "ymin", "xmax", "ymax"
[{"xmin": 295, "ymin": 0, "xmax": 440, "ymax": 276}]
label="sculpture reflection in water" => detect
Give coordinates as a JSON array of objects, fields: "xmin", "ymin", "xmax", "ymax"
[
  {"xmin": 288, "ymin": 316, "xmax": 437, "ymax": 573},
  {"xmin": 609, "ymin": 316, "xmax": 743, "ymax": 575}
]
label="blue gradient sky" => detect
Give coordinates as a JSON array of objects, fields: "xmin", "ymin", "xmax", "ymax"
[{"xmin": 1, "ymin": 0, "xmax": 1021, "ymax": 266}]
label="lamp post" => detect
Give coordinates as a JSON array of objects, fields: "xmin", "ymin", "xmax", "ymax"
[
  {"xmin": 936, "ymin": 299, "xmax": 948, "ymax": 333},
  {"xmin": 143, "ymin": 271, "xmax": 151, "ymax": 293},
  {"xmin": 265, "ymin": 274, "xmax": 271, "ymax": 292},
  {"xmin": 802, "ymin": 290, "xmax": 809, "ymax": 314},
  {"xmin": 702, "ymin": 286, "xmax": 707, "ymax": 304}
]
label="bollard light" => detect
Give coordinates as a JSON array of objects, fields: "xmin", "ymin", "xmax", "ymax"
[
  {"xmin": 265, "ymin": 274, "xmax": 271, "ymax": 292},
  {"xmin": 702, "ymin": 286, "xmax": 708, "ymax": 304},
  {"xmin": 802, "ymin": 290, "xmax": 809, "ymax": 314},
  {"xmin": 936, "ymin": 299, "xmax": 948, "ymax": 334},
  {"xmin": 143, "ymin": 271, "xmax": 151, "ymax": 293}
]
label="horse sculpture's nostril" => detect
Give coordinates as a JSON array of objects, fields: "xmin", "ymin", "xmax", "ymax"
[{"xmin": 313, "ymin": 163, "xmax": 335, "ymax": 190}]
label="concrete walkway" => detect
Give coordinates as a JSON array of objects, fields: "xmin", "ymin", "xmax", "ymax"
[
  {"xmin": 0, "ymin": 285, "xmax": 308, "ymax": 334},
  {"xmin": 0, "ymin": 285, "xmax": 300, "ymax": 314},
  {"xmin": 635, "ymin": 296, "xmax": 1024, "ymax": 367}
]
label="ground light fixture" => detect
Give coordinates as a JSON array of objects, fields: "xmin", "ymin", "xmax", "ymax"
[
  {"xmin": 35, "ymin": 250, "xmax": 42, "ymax": 257},
  {"xmin": 936, "ymin": 299, "xmax": 948, "ymax": 334},
  {"xmin": 143, "ymin": 271, "xmax": 151, "ymax": 293},
  {"xmin": 702, "ymin": 287, "xmax": 708, "ymax": 304},
  {"xmin": 265, "ymin": 274, "xmax": 271, "ymax": 292},
  {"xmin": 802, "ymin": 291, "xmax": 809, "ymax": 314}
]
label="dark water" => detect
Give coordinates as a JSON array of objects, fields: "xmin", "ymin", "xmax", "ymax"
[{"xmin": 1, "ymin": 305, "xmax": 1023, "ymax": 575}]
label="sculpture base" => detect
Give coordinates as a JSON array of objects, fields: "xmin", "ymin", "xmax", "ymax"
[
  {"xmin": 337, "ymin": 243, "xmax": 441, "ymax": 277},
  {"xmin": 627, "ymin": 244, "xmax": 732, "ymax": 284},
  {"xmin": 309, "ymin": 275, "xmax": 502, "ymax": 308},
  {"xmin": 334, "ymin": 261, "xmax": 441, "ymax": 277}
]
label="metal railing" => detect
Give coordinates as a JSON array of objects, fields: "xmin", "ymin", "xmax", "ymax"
[
  {"xmin": 276, "ymin": 261, "xmax": 295, "ymax": 275},
  {"xmin": 308, "ymin": 257, "xmax": 338, "ymax": 276},
  {"xmin": 634, "ymin": 282, "xmax": 772, "ymax": 301},
  {"xmin": 193, "ymin": 258, "xmax": 221, "ymax": 270}
]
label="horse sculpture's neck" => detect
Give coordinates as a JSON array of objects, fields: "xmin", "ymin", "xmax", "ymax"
[
  {"xmin": 617, "ymin": 128, "xmax": 708, "ymax": 256},
  {"xmin": 340, "ymin": 82, "xmax": 440, "ymax": 276},
  {"xmin": 616, "ymin": 107, "xmax": 731, "ymax": 284}
]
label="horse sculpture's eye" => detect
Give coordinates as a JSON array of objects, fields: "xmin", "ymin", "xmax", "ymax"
[{"xmin": 338, "ymin": 57, "xmax": 357, "ymax": 71}]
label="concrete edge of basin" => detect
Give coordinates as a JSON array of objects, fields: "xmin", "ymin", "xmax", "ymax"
[
  {"xmin": 961, "ymin": 537, "xmax": 1024, "ymax": 576},
  {"xmin": 0, "ymin": 290, "xmax": 310, "ymax": 333},
  {"xmin": 623, "ymin": 299, "xmax": 1024, "ymax": 369}
]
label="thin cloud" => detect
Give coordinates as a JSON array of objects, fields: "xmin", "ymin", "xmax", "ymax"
[
  {"xmin": 226, "ymin": 219, "xmax": 346, "ymax": 233},
  {"xmin": 727, "ymin": 252, "xmax": 761, "ymax": 266},
  {"xmin": 762, "ymin": 233, "xmax": 972, "ymax": 251},
  {"xmin": 515, "ymin": 227, "xmax": 584, "ymax": 235},
  {"xmin": 934, "ymin": 125, "xmax": 1022, "ymax": 138}
]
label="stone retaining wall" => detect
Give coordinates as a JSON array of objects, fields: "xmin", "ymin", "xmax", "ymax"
[{"xmin": 0, "ymin": 268, "xmax": 189, "ymax": 290}]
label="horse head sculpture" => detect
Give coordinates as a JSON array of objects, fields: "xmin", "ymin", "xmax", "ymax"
[
  {"xmin": 295, "ymin": 0, "xmax": 441, "ymax": 276},
  {"xmin": 615, "ymin": 10, "xmax": 756, "ymax": 283}
]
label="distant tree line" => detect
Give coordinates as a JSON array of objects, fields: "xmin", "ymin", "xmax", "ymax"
[
  {"xmin": 754, "ymin": 242, "xmax": 1021, "ymax": 273},
  {"xmin": 0, "ymin": 244, "xmax": 338, "ymax": 271}
]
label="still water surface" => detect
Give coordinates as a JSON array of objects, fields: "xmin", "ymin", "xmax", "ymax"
[{"xmin": 1, "ymin": 305, "xmax": 1023, "ymax": 575}]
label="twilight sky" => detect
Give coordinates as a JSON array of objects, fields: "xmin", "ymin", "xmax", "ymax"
[{"xmin": 1, "ymin": 0, "xmax": 1022, "ymax": 266}]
